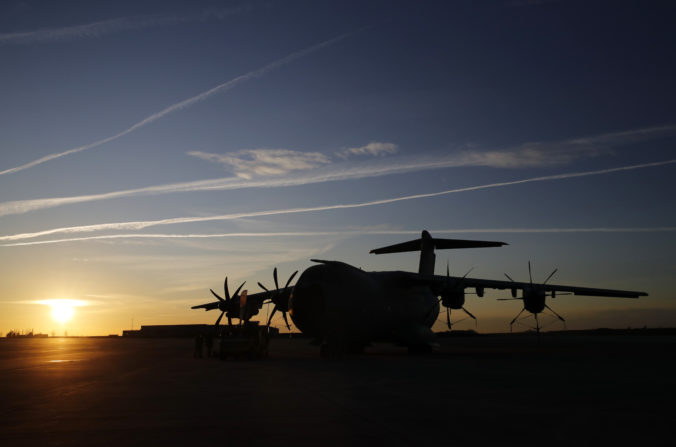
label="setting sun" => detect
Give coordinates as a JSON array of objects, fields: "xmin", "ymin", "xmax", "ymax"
[
  {"xmin": 51, "ymin": 302, "xmax": 74, "ymax": 323},
  {"xmin": 37, "ymin": 300, "xmax": 86, "ymax": 325}
]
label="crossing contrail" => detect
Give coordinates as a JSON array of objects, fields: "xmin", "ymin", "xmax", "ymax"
[
  {"xmin": 1, "ymin": 133, "xmax": 674, "ymax": 217},
  {"xmin": 1, "ymin": 159, "xmax": 674, "ymax": 243},
  {"xmin": 0, "ymin": 31, "xmax": 355, "ymax": 177},
  {"xmin": 3, "ymin": 227, "xmax": 675, "ymax": 247}
]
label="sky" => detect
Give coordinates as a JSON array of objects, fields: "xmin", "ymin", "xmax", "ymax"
[{"xmin": 1, "ymin": 0, "xmax": 675, "ymax": 336}]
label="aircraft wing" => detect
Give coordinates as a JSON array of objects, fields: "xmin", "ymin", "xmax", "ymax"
[
  {"xmin": 541, "ymin": 283, "xmax": 647, "ymax": 298},
  {"xmin": 401, "ymin": 272, "xmax": 647, "ymax": 298},
  {"xmin": 244, "ymin": 290, "xmax": 279, "ymax": 307},
  {"xmin": 191, "ymin": 302, "xmax": 221, "ymax": 311},
  {"xmin": 458, "ymin": 276, "xmax": 647, "ymax": 298},
  {"xmin": 191, "ymin": 290, "xmax": 280, "ymax": 311}
]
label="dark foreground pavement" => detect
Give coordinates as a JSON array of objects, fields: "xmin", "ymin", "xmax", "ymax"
[{"xmin": 0, "ymin": 333, "xmax": 674, "ymax": 446}]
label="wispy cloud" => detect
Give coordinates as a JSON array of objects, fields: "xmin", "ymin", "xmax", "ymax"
[
  {"xmin": 336, "ymin": 142, "xmax": 398, "ymax": 159},
  {"xmin": 188, "ymin": 149, "xmax": 331, "ymax": 179},
  {"xmin": 3, "ymin": 227, "xmax": 675, "ymax": 247},
  {"xmin": 460, "ymin": 124, "xmax": 676, "ymax": 168},
  {"xmin": 1, "ymin": 125, "xmax": 673, "ymax": 218},
  {"xmin": 0, "ymin": 7, "xmax": 250, "ymax": 45},
  {"xmin": 1, "ymin": 159, "xmax": 674, "ymax": 244},
  {"xmin": 0, "ymin": 30, "xmax": 356, "ymax": 177}
]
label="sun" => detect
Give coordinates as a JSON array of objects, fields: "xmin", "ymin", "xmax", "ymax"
[
  {"xmin": 39, "ymin": 299, "xmax": 85, "ymax": 324},
  {"xmin": 51, "ymin": 302, "xmax": 75, "ymax": 324}
]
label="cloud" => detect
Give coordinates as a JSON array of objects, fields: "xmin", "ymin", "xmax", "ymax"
[
  {"xmin": 188, "ymin": 149, "xmax": 331, "ymax": 179},
  {"xmin": 1, "ymin": 159, "xmax": 674, "ymax": 244},
  {"xmin": 0, "ymin": 30, "xmax": 357, "ymax": 177},
  {"xmin": 461, "ymin": 124, "xmax": 676, "ymax": 168},
  {"xmin": 336, "ymin": 142, "xmax": 398, "ymax": 159},
  {"xmin": 0, "ymin": 7, "xmax": 250, "ymax": 45},
  {"xmin": 456, "ymin": 146, "xmax": 589, "ymax": 168},
  {"xmin": 2, "ymin": 125, "xmax": 673, "ymax": 218}
]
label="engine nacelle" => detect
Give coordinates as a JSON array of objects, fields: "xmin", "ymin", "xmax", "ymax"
[
  {"xmin": 475, "ymin": 286, "xmax": 484, "ymax": 298},
  {"xmin": 441, "ymin": 288, "xmax": 465, "ymax": 309},
  {"xmin": 523, "ymin": 286, "xmax": 546, "ymax": 314},
  {"xmin": 511, "ymin": 288, "xmax": 517, "ymax": 298}
]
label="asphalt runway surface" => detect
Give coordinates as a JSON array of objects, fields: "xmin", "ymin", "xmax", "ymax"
[{"xmin": 1, "ymin": 333, "xmax": 674, "ymax": 446}]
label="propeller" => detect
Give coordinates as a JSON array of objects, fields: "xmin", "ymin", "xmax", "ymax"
[
  {"xmin": 502, "ymin": 262, "xmax": 566, "ymax": 332},
  {"xmin": 441, "ymin": 260, "xmax": 475, "ymax": 329},
  {"xmin": 258, "ymin": 267, "xmax": 298, "ymax": 330},
  {"xmin": 209, "ymin": 276, "xmax": 245, "ymax": 328}
]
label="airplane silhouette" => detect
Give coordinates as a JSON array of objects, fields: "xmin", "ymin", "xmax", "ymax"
[{"xmin": 192, "ymin": 230, "xmax": 647, "ymax": 356}]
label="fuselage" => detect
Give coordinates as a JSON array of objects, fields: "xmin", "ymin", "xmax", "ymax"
[{"xmin": 288, "ymin": 261, "xmax": 439, "ymax": 348}]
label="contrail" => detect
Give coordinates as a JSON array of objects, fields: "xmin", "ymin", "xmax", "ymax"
[
  {"xmin": 3, "ymin": 227, "xmax": 675, "ymax": 247},
  {"xmin": 0, "ymin": 31, "xmax": 355, "ymax": 177},
  {"xmin": 1, "ymin": 136, "xmax": 674, "ymax": 217},
  {"xmin": 1, "ymin": 159, "xmax": 673, "ymax": 242}
]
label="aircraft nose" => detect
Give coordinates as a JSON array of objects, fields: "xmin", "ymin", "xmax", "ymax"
[{"xmin": 289, "ymin": 279, "xmax": 326, "ymax": 337}]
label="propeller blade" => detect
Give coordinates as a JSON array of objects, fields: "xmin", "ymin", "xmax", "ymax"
[
  {"xmin": 267, "ymin": 306, "xmax": 278, "ymax": 326},
  {"xmin": 446, "ymin": 261, "xmax": 450, "ymax": 278},
  {"xmin": 462, "ymin": 307, "xmax": 477, "ymax": 320},
  {"xmin": 232, "ymin": 281, "xmax": 246, "ymax": 299},
  {"xmin": 210, "ymin": 289, "xmax": 224, "ymax": 302},
  {"xmin": 510, "ymin": 308, "xmax": 526, "ymax": 326},
  {"xmin": 215, "ymin": 311, "xmax": 225, "ymax": 327},
  {"xmin": 282, "ymin": 312, "xmax": 291, "ymax": 331},
  {"xmin": 545, "ymin": 304, "xmax": 566, "ymax": 322},
  {"xmin": 504, "ymin": 273, "xmax": 515, "ymax": 282},
  {"xmin": 224, "ymin": 277, "xmax": 231, "ymax": 302},
  {"xmin": 528, "ymin": 261, "xmax": 533, "ymax": 285},
  {"xmin": 446, "ymin": 307, "xmax": 451, "ymax": 329},
  {"xmin": 273, "ymin": 267, "xmax": 279, "ymax": 290},
  {"xmin": 258, "ymin": 282, "xmax": 269, "ymax": 292},
  {"xmin": 450, "ymin": 267, "xmax": 472, "ymax": 292},
  {"xmin": 543, "ymin": 268, "xmax": 558, "ymax": 285},
  {"xmin": 284, "ymin": 270, "xmax": 299, "ymax": 289}
]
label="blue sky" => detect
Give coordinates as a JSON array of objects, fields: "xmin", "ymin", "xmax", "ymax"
[{"xmin": 1, "ymin": 0, "xmax": 675, "ymax": 335}]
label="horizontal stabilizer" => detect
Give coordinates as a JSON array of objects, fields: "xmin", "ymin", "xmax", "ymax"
[{"xmin": 370, "ymin": 231, "xmax": 507, "ymax": 254}]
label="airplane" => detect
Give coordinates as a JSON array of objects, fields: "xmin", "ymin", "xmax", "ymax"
[{"xmin": 192, "ymin": 230, "xmax": 647, "ymax": 357}]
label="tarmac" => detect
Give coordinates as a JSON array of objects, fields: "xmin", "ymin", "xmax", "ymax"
[{"xmin": 0, "ymin": 332, "xmax": 674, "ymax": 446}]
